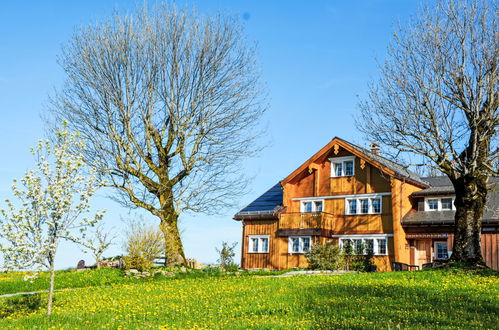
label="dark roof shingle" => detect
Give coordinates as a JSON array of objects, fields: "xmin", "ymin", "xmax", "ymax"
[{"xmin": 233, "ymin": 183, "xmax": 283, "ymax": 219}]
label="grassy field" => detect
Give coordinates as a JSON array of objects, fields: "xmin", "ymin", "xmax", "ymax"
[
  {"xmin": 0, "ymin": 267, "xmax": 497, "ymax": 329},
  {"xmin": 0, "ymin": 268, "xmax": 130, "ymax": 295}
]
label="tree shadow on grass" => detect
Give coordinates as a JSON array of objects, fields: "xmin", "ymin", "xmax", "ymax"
[{"xmin": 297, "ymin": 277, "xmax": 498, "ymax": 329}]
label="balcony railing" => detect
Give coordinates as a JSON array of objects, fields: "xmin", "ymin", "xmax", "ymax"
[{"xmin": 279, "ymin": 212, "xmax": 335, "ymax": 229}]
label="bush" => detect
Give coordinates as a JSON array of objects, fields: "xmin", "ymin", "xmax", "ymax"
[
  {"xmin": 305, "ymin": 243, "xmax": 344, "ymax": 270},
  {"xmin": 201, "ymin": 266, "xmax": 224, "ymax": 276},
  {"xmin": 343, "ymin": 241, "xmax": 375, "ymax": 272},
  {"xmin": 124, "ymin": 221, "xmax": 165, "ymax": 272},
  {"xmin": 306, "ymin": 241, "xmax": 375, "ymax": 272},
  {"xmin": 0, "ymin": 294, "xmax": 42, "ymax": 318}
]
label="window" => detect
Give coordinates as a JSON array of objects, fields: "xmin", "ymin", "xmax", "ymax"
[
  {"xmin": 288, "ymin": 236, "xmax": 311, "ymax": 254},
  {"xmin": 338, "ymin": 235, "xmax": 389, "ymax": 255},
  {"xmin": 303, "ymin": 201, "xmax": 312, "ymax": 213},
  {"xmin": 345, "ymin": 197, "xmax": 382, "ymax": 215},
  {"xmin": 371, "ymin": 198, "xmax": 381, "ymax": 213},
  {"xmin": 348, "ymin": 199, "xmax": 357, "ymax": 215},
  {"xmin": 334, "ymin": 163, "xmax": 343, "ymax": 177},
  {"xmin": 365, "ymin": 239, "xmax": 374, "ymax": 254},
  {"xmin": 344, "ymin": 161, "xmax": 354, "ymax": 176},
  {"xmin": 427, "ymin": 199, "xmax": 439, "ymax": 210},
  {"xmin": 353, "ymin": 239, "xmax": 363, "ymax": 254},
  {"xmin": 434, "ymin": 242, "xmax": 449, "ymax": 260},
  {"xmin": 248, "ymin": 235, "xmax": 269, "ymax": 253},
  {"xmin": 377, "ymin": 239, "xmax": 387, "ymax": 255},
  {"xmin": 425, "ymin": 197, "xmax": 455, "ymax": 211},
  {"xmin": 441, "ymin": 198, "xmax": 453, "ymax": 210},
  {"xmin": 301, "ymin": 200, "xmax": 323, "ymax": 213},
  {"xmin": 360, "ymin": 199, "xmax": 369, "ymax": 214},
  {"xmin": 330, "ymin": 157, "xmax": 355, "ymax": 177}
]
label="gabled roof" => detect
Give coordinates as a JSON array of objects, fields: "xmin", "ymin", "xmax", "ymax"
[
  {"xmin": 282, "ymin": 137, "xmax": 428, "ymax": 187},
  {"xmin": 233, "ymin": 183, "xmax": 283, "ymax": 220}
]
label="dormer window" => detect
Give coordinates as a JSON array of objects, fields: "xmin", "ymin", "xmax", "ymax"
[
  {"xmin": 427, "ymin": 199, "xmax": 439, "ymax": 210},
  {"xmin": 441, "ymin": 198, "xmax": 453, "ymax": 210},
  {"xmin": 425, "ymin": 197, "xmax": 455, "ymax": 211},
  {"xmin": 330, "ymin": 156, "xmax": 355, "ymax": 177}
]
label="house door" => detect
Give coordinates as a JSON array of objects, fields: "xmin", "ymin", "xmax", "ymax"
[{"xmin": 415, "ymin": 240, "xmax": 432, "ymax": 268}]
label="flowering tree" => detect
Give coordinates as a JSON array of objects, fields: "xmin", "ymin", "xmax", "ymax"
[{"xmin": 0, "ymin": 124, "xmax": 105, "ymax": 315}]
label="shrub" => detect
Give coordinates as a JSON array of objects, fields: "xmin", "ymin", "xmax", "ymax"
[
  {"xmin": 0, "ymin": 294, "xmax": 42, "ymax": 318},
  {"xmin": 201, "ymin": 266, "xmax": 224, "ymax": 276},
  {"xmin": 216, "ymin": 242, "xmax": 238, "ymax": 271},
  {"xmin": 305, "ymin": 243, "xmax": 344, "ymax": 270},
  {"xmin": 124, "ymin": 221, "xmax": 165, "ymax": 272},
  {"xmin": 342, "ymin": 241, "xmax": 375, "ymax": 272}
]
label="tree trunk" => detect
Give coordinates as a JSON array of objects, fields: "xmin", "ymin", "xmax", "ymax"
[
  {"xmin": 47, "ymin": 260, "xmax": 56, "ymax": 315},
  {"xmin": 159, "ymin": 205, "xmax": 187, "ymax": 267},
  {"xmin": 450, "ymin": 176, "xmax": 488, "ymax": 267}
]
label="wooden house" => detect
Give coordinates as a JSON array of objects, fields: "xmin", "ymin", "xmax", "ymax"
[{"xmin": 233, "ymin": 137, "xmax": 499, "ymax": 271}]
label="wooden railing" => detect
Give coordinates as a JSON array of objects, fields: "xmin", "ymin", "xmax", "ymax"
[{"xmin": 279, "ymin": 212, "xmax": 335, "ymax": 229}]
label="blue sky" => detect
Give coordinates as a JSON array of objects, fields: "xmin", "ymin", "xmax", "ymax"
[{"xmin": 0, "ymin": 0, "xmax": 420, "ymax": 269}]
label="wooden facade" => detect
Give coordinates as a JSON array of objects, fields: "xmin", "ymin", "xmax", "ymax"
[{"xmin": 235, "ymin": 138, "xmax": 499, "ymax": 271}]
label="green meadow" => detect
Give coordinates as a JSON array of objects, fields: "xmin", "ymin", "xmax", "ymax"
[{"xmin": 0, "ymin": 267, "xmax": 497, "ymax": 329}]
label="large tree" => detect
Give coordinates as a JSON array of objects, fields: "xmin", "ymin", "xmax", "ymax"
[
  {"xmin": 49, "ymin": 4, "xmax": 266, "ymax": 264},
  {"xmin": 358, "ymin": 0, "xmax": 498, "ymax": 266}
]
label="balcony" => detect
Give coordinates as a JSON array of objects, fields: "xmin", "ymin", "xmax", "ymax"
[{"xmin": 279, "ymin": 212, "xmax": 335, "ymax": 230}]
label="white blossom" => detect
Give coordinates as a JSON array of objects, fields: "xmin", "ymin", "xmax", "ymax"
[{"xmin": 0, "ymin": 122, "xmax": 105, "ymax": 272}]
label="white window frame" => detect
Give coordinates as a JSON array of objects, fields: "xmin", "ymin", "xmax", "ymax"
[
  {"xmin": 248, "ymin": 235, "xmax": 270, "ymax": 253},
  {"xmin": 329, "ymin": 156, "xmax": 355, "ymax": 177},
  {"xmin": 345, "ymin": 196, "xmax": 383, "ymax": 215},
  {"xmin": 336, "ymin": 234, "xmax": 390, "ymax": 256},
  {"xmin": 300, "ymin": 199, "xmax": 324, "ymax": 213},
  {"xmin": 434, "ymin": 241, "xmax": 449, "ymax": 260},
  {"xmin": 288, "ymin": 236, "xmax": 312, "ymax": 254},
  {"xmin": 424, "ymin": 196, "xmax": 455, "ymax": 211}
]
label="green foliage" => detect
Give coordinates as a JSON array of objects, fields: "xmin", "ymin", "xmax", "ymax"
[
  {"xmin": 0, "ymin": 269, "xmax": 496, "ymax": 328},
  {"xmin": 124, "ymin": 221, "xmax": 165, "ymax": 272},
  {"xmin": 342, "ymin": 241, "xmax": 375, "ymax": 272},
  {"xmin": 305, "ymin": 241, "xmax": 375, "ymax": 272},
  {"xmin": 215, "ymin": 242, "xmax": 238, "ymax": 271},
  {"xmin": 305, "ymin": 243, "xmax": 345, "ymax": 270},
  {"xmin": 0, "ymin": 294, "xmax": 42, "ymax": 318}
]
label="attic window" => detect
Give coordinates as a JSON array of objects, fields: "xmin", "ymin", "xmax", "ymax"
[
  {"xmin": 425, "ymin": 197, "xmax": 455, "ymax": 211},
  {"xmin": 330, "ymin": 156, "xmax": 355, "ymax": 177}
]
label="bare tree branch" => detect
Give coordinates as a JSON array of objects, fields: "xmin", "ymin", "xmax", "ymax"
[
  {"xmin": 357, "ymin": 0, "xmax": 498, "ymax": 266},
  {"xmin": 48, "ymin": 4, "xmax": 267, "ymax": 262}
]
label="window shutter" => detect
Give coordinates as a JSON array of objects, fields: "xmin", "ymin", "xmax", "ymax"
[{"xmin": 418, "ymin": 201, "xmax": 424, "ymax": 211}]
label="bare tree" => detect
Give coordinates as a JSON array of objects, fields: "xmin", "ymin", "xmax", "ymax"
[
  {"xmin": 358, "ymin": 0, "xmax": 498, "ymax": 266},
  {"xmin": 80, "ymin": 225, "xmax": 116, "ymax": 266},
  {"xmin": 49, "ymin": 4, "xmax": 266, "ymax": 265}
]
